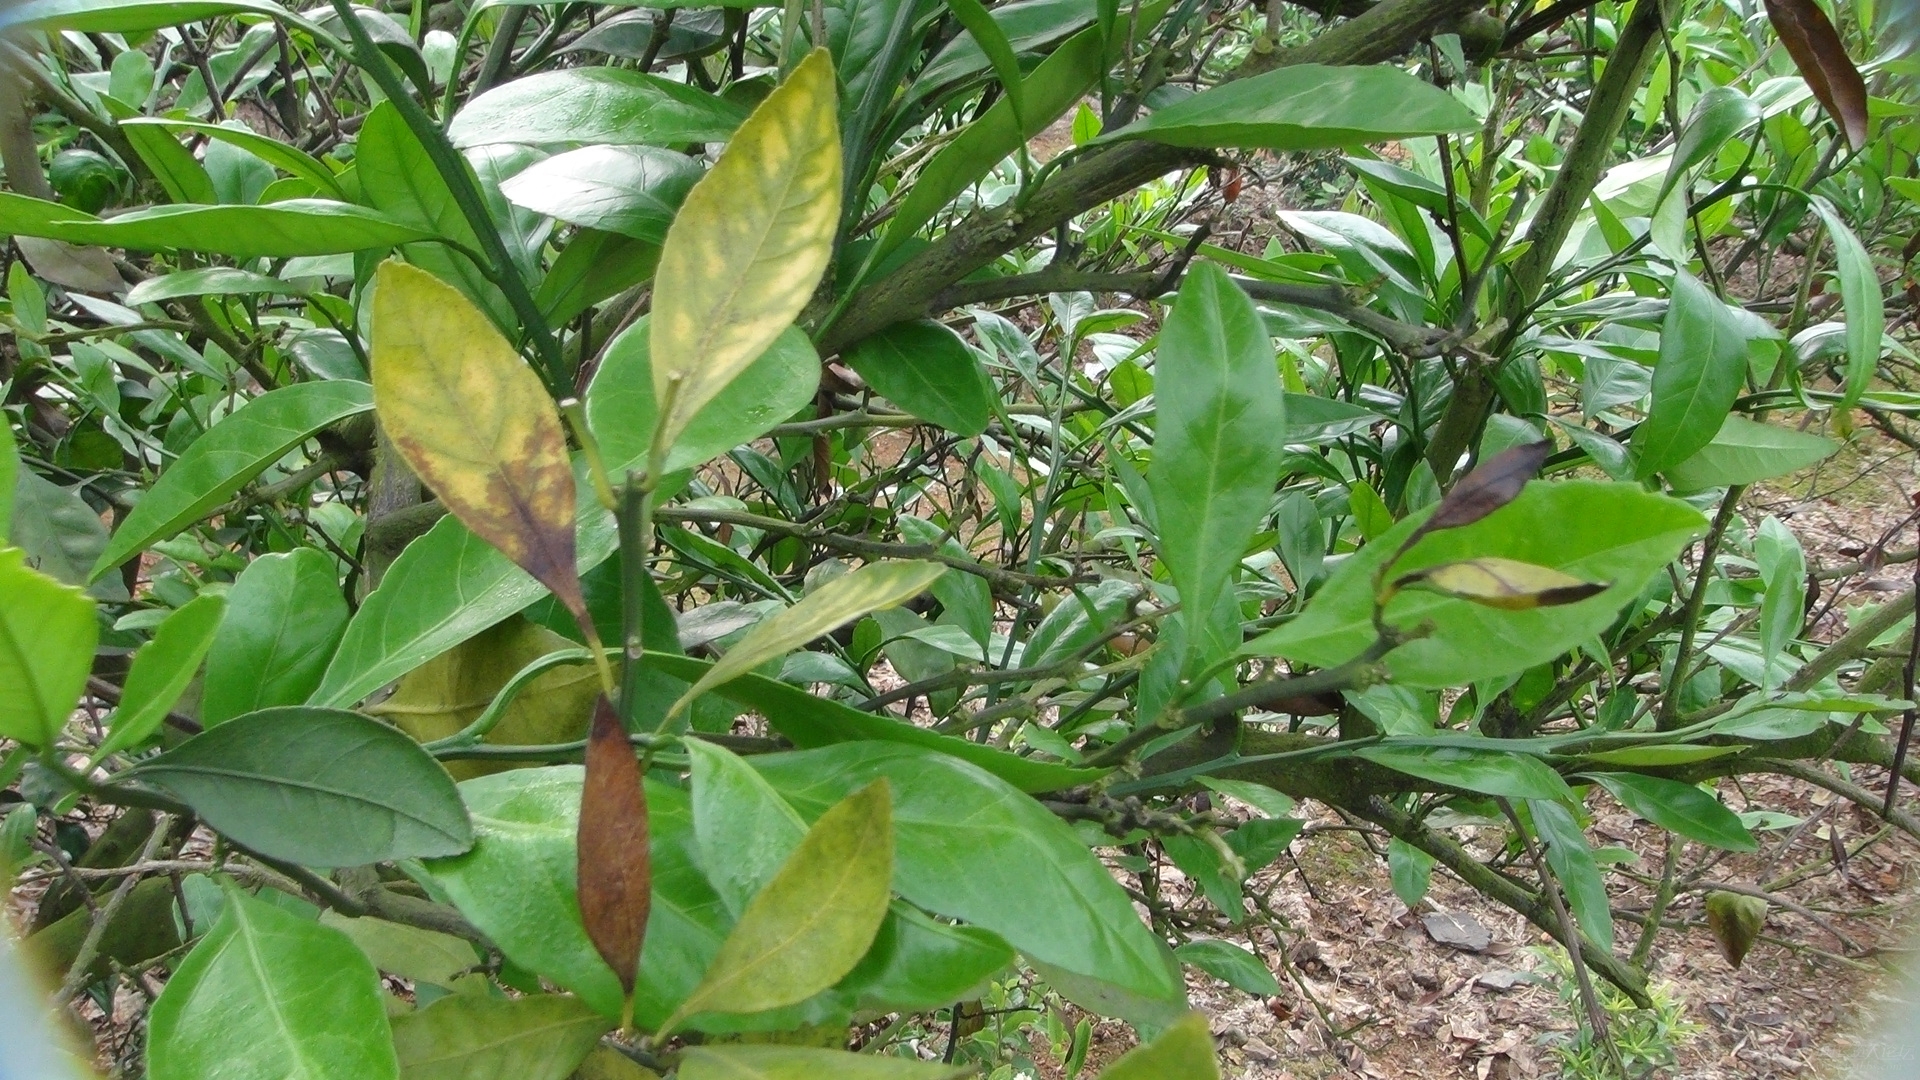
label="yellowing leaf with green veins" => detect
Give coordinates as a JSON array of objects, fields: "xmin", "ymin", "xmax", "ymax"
[
  {"xmin": 1096, "ymin": 1012, "xmax": 1220, "ymax": 1079},
  {"xmin": 659, "ymin": 780, "xmax": 893, "ymax": 1034},
  {"xmin": 679, "ymin": 1044, "xmax": 973, "ymax": 1080},
  {"xmin": 648, "ymin": 48, "xmax": 840, "ymax": 459},
  {"xmin": 1393, "ymin": 557, "xmax": 1609, "ymax": 611},
  {"xmin": 0, "ymin": 547, "xmax": 97, "ymax": 748},
  {"xmin": 671, "ymin": 561, "xmax": 944, "ymax": 716},
  {"xmin": 371, "ymin": 261, "xmax": 586, "ymax": 623}
]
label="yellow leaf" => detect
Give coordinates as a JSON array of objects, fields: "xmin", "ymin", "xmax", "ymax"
[
  {"xmin": 1395, "ymin": 557, "xmax": 1609, "ymax": 611},
  {"xmin": 649, "ymin": 48, "xmax": 841, "ymax": 460},
  {"xmin": 372, "ymin": 261, "xmax": 587, "ymax": 623}
]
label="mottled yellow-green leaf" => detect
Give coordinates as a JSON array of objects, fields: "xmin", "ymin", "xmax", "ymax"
[
  {"xmin": 671, "ymin": 561, "xmax": 943, "ymax": 716},
  {"xmin": 1394, "ymin": 557, "xmax": 1609, "ymax": 611},
  {"xmin": 0, "ymin": 546, "xmax": 97, "ymax": 748},
  {"xmin": 659, "ymin": 780, "xmax": 893, "ymax": 1034},
  {"xmin": 1096, "ymin": 1012, "xmax": 1220, "ymax": 1079},
  {"xmin": 371, "ymin": 260, "xmax": 586, "ymax": 622},
  {"xmin": 649, "ymin": 48, "xmax": 840, "ymax": 459},
  {"xmin": 679, "ymin": 1044, "xmax": 971, "ymax": 1080},
  {"xmin": 1705, "ymin": 891, "xmax": 1767, "ymax": 968}
]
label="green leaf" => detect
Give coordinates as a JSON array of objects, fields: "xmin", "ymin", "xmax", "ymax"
[
  {"xmin": 0, "ymin": 423, "xmax": 16, "ymax": 541},
  {"xmin": 1095, "ymin": 1012, "xmax": 1219, "ymax": 1079},
  {"xmin": 390, "ymin": 994, "xmax": 610, "ymax": 1080},
  {"xmin": 448, "ymin": 68, "xmax": 746, "ymax": 149},
  {"xmin": 125, "ymin": 266, "xmax": 310, "ymax": 307},
  {"xmin": 942, "ymin": 0, "xmax": 1027, "ymax": 130},
  {"xmin": 1388, "ymin": 837, "xmax": 1434, "ymax": 907},
  {"xmin": 836, "ymin": 903, "xmax": 1014, "ymax": 1013},
  {"xmin": 318, "ymin": 911, "xmax": 478, "ymax": 987},
  {"xmin": 753, "ymin": 741, "xmax": 1182, "ymax": 1003},
  {"xmin": 913, "ymin": 0, "xmax": 1096, "ymax": 93},
  {"xmin": 1583, "ymin": 772, "xmax": 1756, "ymax": 852},
  {"xmin": 202, "ymin": 550, "xmax": 349, "ymax": 725},
  {"xmin": 843, "ymin": 320, "xmax": 999, "ymax": 436},
  {"xmin": 646, "ymin": 652, "xmax": 1104, "ymax": 794},
  {"xmin": 1635, "ymin": 271, "xmax": 1762, "ymax": 478},
  {"xmin": 0, "ymin": 547, "xmax": 97, "ymax": 748},
  {"xmin": 117, "ymin": 113, "xmax": 218, "ymax": 204},
  {"xmin": 536, "ymin": 228, "xmax": 661, "ymax": 326},
  {"xmin": 1355, "ymin": 745, "xmax": 1574, "ymax": 803},
  {"xmin": 1663, "ymin": 415, "xmax": 1837, "ymax": 491},
  {"xmin": 97, "ymin": 593, "xmax": 226, "ymax": 759},
  {"xmin": 500, "ymin": 145, "xmax": 704, "ymax": 243},
  {"xmin": 679, "ymin": 1045, "xmax": 971, "ymax": 1080},
  {"xmin": 1123, "ymin": 63, "xmax": 1475, "ymax": 150},
  {"xmin": 672, "ymin": 561, "xmax": 945, "ymax": 716},
  {"xmin": 372, "ymin": 261, "xmax": 586, "ymax": 625},
  {"xmin": 1246, "ymin": 482, "xmax": 1706, "ymax": 688},
  {"xmin": 1162, "ymin": 834, "xmax": 1241, "ymax": 918},
  {"xmin": 586, "ymin": 317, "xmax": 821, "ymax": 477},
  {"xmin": 356, "ymin": 105, "xmax": 506, "ymax": 325},
  {"xmin": 91, "ymin": 381, "xmax": 373, "ymax": 580},
  {"xmin": 9, "ymin": 470, "xmax": 124, "ymax": 600},
  {"xmin": 0, "ymin": 0, "xmax": 300, "ymax": 35},
  {"xmin": 130, "ymin": 707, "xmax": 473, "ymax": 866},
  {"xmin": 1197, "ymin": 777, "xmax": 1294, "ymax": 819},
  {"xmin": 1809, "ymin": 197, "xmax": 1883, "ymax": 409},
  {"xmin": 121, "ymin": 118, "xmax": 345, "ymax": 198},
  {"xmin": 0, "ymin": 192, "xmax": 436, "ymax": 258},
  {"xmin": 662, "ymin": 780, "xmax": 894, "ymax": 1033},
  {"xmin": 147, "ymin": 888, "xmax": 397, "ymax": 1080},
  {"xmin": 1528, "ymin": 798, "xmax": 1612, "ymax": 952},
  {"xmin": 1654, "ymin": 86, "xmax": 1760, "ymax": 210},
  {"xmin": 1224, "ymin": 817, "xmax": 1302, "ymax": 876},
  {"xmin": 688, "ymin": 741, "xmax": 808, "ymax": 917},
  {"xmin": 1148, "ymin": 263, "xmax": 1285, "ymax": 653},
  {"xmin": 1174, "ymin": 939, "xmax": 1279, "ymax": 996},
  {"xmin": 1756, "ymin": 516, "xmax": 1807, "ymax": 686},
  {"xmin": 650, "ymin": 48, "xmax": 840, "ymax": 455}
]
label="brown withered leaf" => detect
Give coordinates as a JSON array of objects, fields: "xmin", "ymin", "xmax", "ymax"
[
  {"xmin": 578, "ymin": 695, "xmax": 651, "ymax": 998},
  {"xmin": 1764, "ymin": 0, "xmax": 1870, "ymax": 150},
  {"xmin": 1415, "ymin": 439, "xmax": 1553, "ymax": 541},
  {"xmin": 371, "ymin": 260, "xmax": 589, "ymax": 628}
]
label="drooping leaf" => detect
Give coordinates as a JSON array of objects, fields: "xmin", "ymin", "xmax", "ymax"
[
  {"xmin": 671, "ymin": 561, "xmax": 945, "ymax": 716},
  {"xmin": 1763, "ymin": 0, "xmax": 1869, "ymax": 149},
  {"xmin": 1094, "ymin": 1012, "xmax": 1219, "ymax": 1079},
  {"xmin": 391, "ymin": 993, "xmax": 610, "ymax": 1080},
  {"xmin": 0, "ymin": 191, "xmax": 435, "ymax": 258},
  {"xmin": 1704, "ymin": 890, "xmax": 1767, "ymax": 968},
  {"xmin": 586, "ymin": 318, "xmax": 821, "ymax": 477},
  {"xmin": 1635, "ymin": 271, "xmax": 1759, "ymax": 478},
  {"xmin": 1413, "ymin": 439, "xmax": 1551, "ymax": 539},
  {"xmin": 1388, "ymin": 838, "xmax": 1434, "ymax": 907},
  {"xmin": 1173, "ymin": 939, "xmax": 1279, "ymax": 996},
  {"xmin": 1124, "ymin": 63, "xmax": 1475, "ymax": 150},
  {"xmin": 1354, "ymin": 745, "xmax": 1574, "ymax": 803},
  {"xmin": 202, "ymin": 550, "xmax": 349, "ymax": 725},
  {"xmin": 578, "ymin": 697, "xmax": 652, "ymax": 997},
  {"xmin": 1583, "ymin": 772, "xmax": 1756, "ymax": 852},
  {"xmin": 843, "ymin": 320, "xmax": 999, "ymax": 437},
  {"xmin": 130, "ymin": 707, "xmax": 473, "ymax": 866},
  {"xmin": 1147, "ymin": 263, "xmax": 1285, "ymax": 654},
  {"xmin": 0, "ymin": 547, "xmax": 97, "ymax": 748},
  {"xmin": 97, "ymin": 593, "xmax": 226, "ymax": 758},
  {"xmin": 1393, "ymin": 557, "xmax": 1609, "ymax": 611},
  {"xmin": 147, "ymin": 889, "xmax": 398, "ymax": 1080},
  {"xmin": 660, "ymin": 780, "xmax": 894, "ymax": 1033},
  {"xmin": 448, "ymin": 68, "xmax": 746, "ymax": 149},
  {"xmin": 1528, "ymin": 798, "xmax": 1613, "ymax": 952},
  {"xmin": 1808, "ymin": 196, "xmax": 1885, "ymax": 412},
  {"xmin": 1247, "ymin": 482, "xmax": 1706, "ymax": 688},
  {"xmin": 1755, "ymin": 517, "xmax": 1807, "ymax": 686},
  {"xmin": 649, "ymin": 48, "xmax": 841, "ymax": 456},
  {"xmin": 91, "ymin": 381, "xmax": 374, "ymax": 580},
  {"xmin": 372, "ymin": 261, "xmax": 587, "ymax": 625},
  {"xmin": 679, "ymin": 1045, "xmax": 971, "ymax": 1080},
  {"xmin": 500, "ymin": 145, "xmax": 704, "ymax": 243},
  {"xmin": 1662, "ymin": 415, "xmax": 1837, "ymax": 491}
]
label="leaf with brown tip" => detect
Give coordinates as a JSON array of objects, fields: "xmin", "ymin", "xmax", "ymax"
[
  {"xmin": 371, "ymin": 260, "xmax": 587, "ymax": 625},
  {"xmin": 578, "ymin": 695, "xmax": 651, "ymax": 998},
  {"xmin": 1705, "ymin": 890, "xmax": 1767, "ymax": 969},
  {"xmin": 1393, "ymin": 558, "xmax": 1610, "ymax": 611},
  {"xmin": 1764, "ymin": 0, "xmax": 1869, "ymax": 149}
]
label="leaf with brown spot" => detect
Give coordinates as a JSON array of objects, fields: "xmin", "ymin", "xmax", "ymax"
[
  {"xmin": 577, "ymin": 695, "xmax": 651, "ymax": 999},
  {"xmin": 1764, "ymin": 0, "xmax": 1869, "ymax": 149},
  {"xmin": 1413, "ymin": 439, "xmax": 1552, "ymax": 542},
  {"xmin": 1393, "ymin": 558, "xmax": 1610, "ymax": 611},
  {"xmin": 371, "ymin": 259, "xmax": 587, "ymax": 627}
]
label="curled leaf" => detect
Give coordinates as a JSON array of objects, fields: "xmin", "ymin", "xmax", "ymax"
[
  {"xmin": 1413, "ymin": 439, "xmax": 1552, "ymax": 542},
  {"xmin": 577, "ymin": 696, "xmax": 651, "ymax": 998},
  {"xmin": 1704, "ymin": 890, "xmax": 1768, "ymax": 968},
  {"xmin": 1394, "ymin": 557, "xmax": 1609, "ymax": 611},
  {"xmin": 371, "ymin": 260, "xmax": 587, "ymax": 627},
  {"xmin": 1763, "ymin": 0, "xmax": 1869, "ymax": 149}
]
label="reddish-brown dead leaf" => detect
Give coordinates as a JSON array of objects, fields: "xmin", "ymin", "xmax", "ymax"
[
  {"xmin": 1415, "ymin": 439, "xmax": 1553, "ymax": 541},
  {"xmin": 577, "ymin": 695, "xmax": 651, "ymax": 996},
  {"xmin": 1764, "ymin": 0, "xmax": 1870, "ymax": 150}
]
